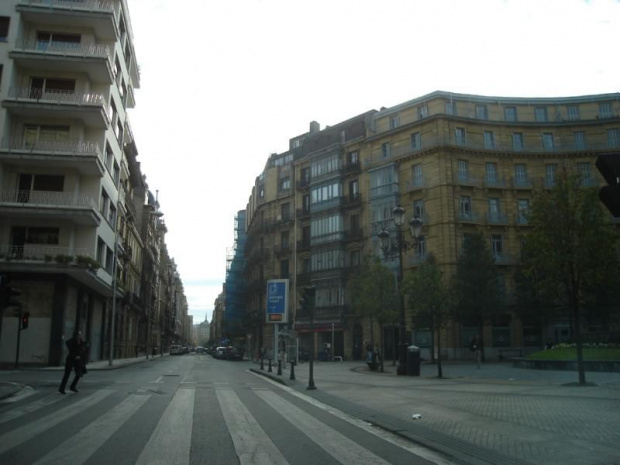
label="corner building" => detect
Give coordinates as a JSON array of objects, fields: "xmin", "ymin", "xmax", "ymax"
[
  {"xmin": 243, "ymin": 90, "xmax": 620, "ymax": 361},
  {"xmin": 0, "ymin": 0, "xmax": 144, "ymax": 365}
]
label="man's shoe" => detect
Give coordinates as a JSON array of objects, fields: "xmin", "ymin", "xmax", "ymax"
[
  {"xmin": 58, "ymin": 389, "xmax": 65, "ymax": 394},
  {"xmin": 70, "ymin": 387, "xmax": 78, "ymax": 393}
]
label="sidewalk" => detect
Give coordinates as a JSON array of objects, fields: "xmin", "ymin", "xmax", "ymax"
[{"xmin": 0, "ymin": 353, "xmax": 170, "ymax": 400}]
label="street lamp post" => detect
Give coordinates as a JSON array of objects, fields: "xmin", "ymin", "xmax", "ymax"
[{"xmin": 378, "ymin": 206, "xmax": 423, "ymax": 376}]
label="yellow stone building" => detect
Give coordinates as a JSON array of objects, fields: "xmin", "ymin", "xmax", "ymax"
[{"xmin": 243, "ymin": 91, "xmax": 620, "ymax": 362}]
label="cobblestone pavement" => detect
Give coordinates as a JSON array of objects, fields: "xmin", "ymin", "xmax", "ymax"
[{"xmin": 261, "ymin": 360, "xmax": 620, "ymax": 465}]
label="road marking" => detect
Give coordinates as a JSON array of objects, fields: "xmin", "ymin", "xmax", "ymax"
[
  {"xmin": 257, "ymin": 390, "xmax": 391, "ymax": 465},
  {"xmin": 0, "ymin": 392, "xmax": 64, "ymax": 424},
  {"xmin": 249, "ymin": 371, "xmax": 455, "ymax": 465},
  {"xmin": 33, "ymin": 394, "xmax": 150, "ymax": 465},
  {"xmin": 150, "ymin": 376, "xmax": 164, "ymax": 384},
  {"xmin": 217, "ymin": 389, "xmax": 289, "ymax": 465},
  {"xmin": 135, "ymin": 387, "xmax": 194, "ymax": 465},
  {"xmin": 0, "ymin": 389, "xmax": 114, "ymax": 455}
]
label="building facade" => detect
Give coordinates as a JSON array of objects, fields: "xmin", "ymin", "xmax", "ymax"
[
  {"xmin": 242, "ymin": 91, "xmax": 620, "ymax": 361},
  {"xmin": 0, "ymin": 0, "xmax": 186, "ymax": 366}
]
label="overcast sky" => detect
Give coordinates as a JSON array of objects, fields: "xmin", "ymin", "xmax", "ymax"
[{"xmin": 126, "ymin": 0, "xmax": 619, "ymax": 324}]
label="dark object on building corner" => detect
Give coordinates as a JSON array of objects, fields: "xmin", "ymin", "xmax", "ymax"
[{"xmin": 596, "ymin": 153, "xmax": 620, "ymax": 217}]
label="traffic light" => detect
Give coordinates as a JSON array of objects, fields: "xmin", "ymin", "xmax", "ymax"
[
  {"xmin": 299, "ymin": 286, "xmax": 316, "ymax": 314},
  {"xmin": 596, "ymin": 153, "xmax": 620, "ymax": 217},
  {"xmin": 21, "ymin": 312, "xmax": 29, "ymax": 330},
  {"xmin": 1, "ymin": 278, "xmax": 22, "ymax": 310}
]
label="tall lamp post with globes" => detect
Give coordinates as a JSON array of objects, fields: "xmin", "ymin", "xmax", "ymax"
[{"xmin": 378, "ymin": 206, "xmax": 423, "ymax": 376}]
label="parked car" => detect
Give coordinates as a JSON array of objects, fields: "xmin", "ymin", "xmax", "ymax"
[
  {"xmin": 196, "ymin": 346, "xmax": 205, "ymax": 354},
  {"xmin": 214, "ymin": 346, "xmax": 227, "ymax": 359},
  {"xmin": 225, "ymin": 347, "xmax": 244, "ymax": 361},
  {"xmin": 298, "ymin": 347, "xmax": 310, "ymax": 362},
  {"xmin": 170, "ymin": 345, "xmax": 183, "ymax": 355}
]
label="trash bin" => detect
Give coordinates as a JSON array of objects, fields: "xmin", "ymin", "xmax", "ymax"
[{"xmin": 407, "ymin": 345, "xmax": 420, "ymax": 376}]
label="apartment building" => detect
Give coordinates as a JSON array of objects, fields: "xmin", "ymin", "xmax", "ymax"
[
  {"xmin": 0, "ymin": 0, "xmax": 186, "ymax": 365},
  {"xmin": 240, "ymin": 91, "xmax": 619, "ymax": 361}
]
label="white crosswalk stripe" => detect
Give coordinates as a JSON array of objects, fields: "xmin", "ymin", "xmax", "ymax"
[
  {"xmin": 0, "ymin": 385, "xmax": 443, "ymax": 465},
  {"xmin": 0, "ymin": 389, "xmax": 114, "ymax": 455},
  {"xmin": 217, "ymin": 389, "xmax": 289, "ymax": 465},
  {"xmin": 135, "ymin": 388, "xmax": 194, "ymax": 465},
  {"xmin": 32, "ymin": 394, "xmax": 150, "ymax": 465}
]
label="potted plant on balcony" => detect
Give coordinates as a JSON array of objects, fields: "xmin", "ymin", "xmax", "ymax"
[
  {"xmin": 75, "ymin": 255, "xmax": 101, "ymax": 271},
  {"xmin": 55, "ymin": 254, "xmax": 74, "ymax": 265}
]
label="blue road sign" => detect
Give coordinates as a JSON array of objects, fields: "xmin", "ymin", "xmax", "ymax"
[{"xmin": 266, "ymin": 279, "xmax": 288, "ymax": 323}]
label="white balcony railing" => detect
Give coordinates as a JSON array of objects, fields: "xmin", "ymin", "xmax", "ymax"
[
  {"xmin": 14, "ymin": 39, "xmax": 112, "ymax": 60},
  {"xmin": 0, "ymin": 244, "xmax": 93, "ymax": 261},
  {"xmin": 17, "ymin": 0, "xmax": 115, "ymax": 12},
  {"xmin": 1, "ymin": 137, "xmax": 101, "ymax": 157},
  {"xmin": 7, "ymin": 87, "xmax": 105, "ymax": 106},
  {"xmin": 0, "ymin": 189, "xmax": 98, "ymax": 209}
]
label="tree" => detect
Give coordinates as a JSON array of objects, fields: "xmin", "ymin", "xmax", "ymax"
[
  {"xmin": 453, "ymin": 232, "xmax": 501, "ymax": 354},
  {"xmin": 403, "ymin": 254, "xmax": 453, "ymax": 378},
  {"xmin": 347, "ymin": 255, "xmax": 398, "ymax": 371},
  {"xmin": 522, "ymin": 170, "xmax": 620, "ymax": 385}
]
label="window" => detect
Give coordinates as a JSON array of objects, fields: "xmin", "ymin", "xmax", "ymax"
[
  {"xmin": 445, "ymin": 101, "xmax": 457, "ymax": 115},
  {"xmin": 310, "ymin": 214, "xmax": 343, "ymax": 244},
  {"xmin": 300, "ymin": 167, "xmax": 310, "ymax": 183},
  {"xmin": 350, "ymin": 250, "xmax": 360, "ymax": 267},
  {"xmin": 279, "ymin": 177, "xmax": 290, "ymax": 192},
  {"xmin": 457, "ymin": 159, "xmax": 469, "ymax": 181},
  {"xmin": 542, "ymin": 133, "xmax": 555, "ymax": 150},
  {"xmin": 484, "ymin": 131, "xmax": 495, "ymax": 149},
  {"xmin": 109, "ymin": 202, "xmax": 117, "ymax": 227},
  {"xmin": 535, "ymin": 107, "xmax": 548, "ymax": 122},
  {"xmin": 311, "ymin": 154, "xmax": 340, "ymax": 178},
  {"xmin": 599, "ymin": 103, "xmax": 613, "ymax": 118},
  {"xmin": 350, "ymin": 214, "xmax": 360, "ymax": 233},
  {"xmin": 349, "ymin": 179, "xmax": 359, "ymax": 199},
  {"xmin": 112, "ymin": 161, "xmax": 120, "ymax": 186},
  {"xmin": 13, "ymin": 226, "xmax": 59, "ymax": 246},
  {"xmin": 302, "ymin": 194, "xmax": 310, "ymax": 212},
  {"xmin": 24, "ymin": 125, "xmax": 70, "ymax": 149},
  {"xmin": 504, "ymin": 106, "xmax": 517, "ymax": 122},
  {"xmin": 18, "ymin": 174, "xmax": 64, "ymax": 194},
  {"xmin": 567, "ymin": 105, "xmax": 580, "ymax": 121},
  {"xmin": 412, "ymin": 164, "xmax": 423, "ymax": 187},
  {"xmin": 517, "ymin": 199, "xmax": 530, "ymax": 224},
  {"xmin": 607, "ymin": 128, "xmax": 620, "ymax": 148},
  {"xmin": 311, "ymin": 248, "xmax": 345, "ymax": 272},
  {"xmin": 115, "ymin": 119, "xmax": 124, "ymax": 145},
  {"xmin": 488, "ymin": 198, "xmax": 501, "ymax": 219},
  {"xmin": 416, "ymin": 236, "xmax": 426, "ymax": 258},
  {"xmin": 491, "ymin": 234, "xmax": 503, "ymax": 259},
  {"xmin": 0, "ymin": 17, "xmax": 9, "ymax": 41},
  {"xmin": 347, "ymin": 151, "xmax": 359, "ymax": 165},
  {"xmin": 514, "ymin": 164, "xmax": 528, "ymax": 186},
  {"xmin": 410, "ymin": 132, "xmax": 421, "ymax": 150},
  {"xmin": 280, "ymin": 203, "xmax": 291, "ymax": 221},
  {"xmin": 512, "ymin": 133, "xmax": 524, "ymax": 151},
  {"xmin": 418, "ymin": 105, "xmax": 428, "ymax": 119},
  {"xmin": 455, "ymin": 127, "xmax": 466, "ymax": 145},
  {"xmin": 370, "ymin": 166, "xmax": 395, "ymax": 199},
  {"xmin": 105, "ymin": 143, "xmax": 114, "ymax": 171},
  {"xmin": 381, "ymin": 142, "xmax": 390, "ymax": 159},
  {"xmin": 30, "ymin": 77, "xmax": 75, "ymax": 98},
  {"xmin": 459, "ymin": 196, "xmax": 472, "ymax": 218},
  {"xmin": 311, "ymin": 181, "xmax": 341, "ymax": 204},
  {"xmin": 413, "ymin": 199, "xmax": 425, "ymax": 220},
  {"xmin": 485, "ymin": 162, "xmax": 498, "ymax": 184},
  {"xmin": 577, "ymin": 162, "xmax": 591, "ymax": 184},
  {"xmin": 389, "ymin": 115, "xmax": 399, "ymax": 129},
  {"xmin": 475, "ymin": 105, "xmax": 488, "ymax": 120},
  {"xmin": 573, "ymin": 131, "xmax": 586, "ymax": 150},
  {"xmin": 36, "ymin": 31, "xmax": 81, "ymax": 50},
  {"xmin": 545, "ymin": 164, "xmax": 557, "ymax": 187},
  {"xmin": 280, "ymin": 260, "xmax": 289, "ymax": 278}
]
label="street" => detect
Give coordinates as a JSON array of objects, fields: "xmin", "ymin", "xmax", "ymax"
[{"xmin": 0, "ymin": 354, "xmax": 453, "ymax": 465}]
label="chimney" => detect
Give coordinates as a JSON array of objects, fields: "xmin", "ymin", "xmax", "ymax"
[{"xmin": 310, "ymin": 121, "xmax": 320, "ymax": 134}]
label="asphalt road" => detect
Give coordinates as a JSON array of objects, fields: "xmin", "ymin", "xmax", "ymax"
[{"xmin": 0, "ymin": 353, "xmax": 454, "ymax": 465}]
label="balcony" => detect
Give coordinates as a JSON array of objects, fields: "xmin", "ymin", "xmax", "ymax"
[
  {"xmin": 512, "ymin": 177, "xmax": 534, "ymax": 189},
  {"xmin": 3, "ymin": 87, "xmax": 109, "ymax": 129},
  {"xmin": 0, "ymin": 137, "xmax": 105, "ymax": 176},
  {"xmin": 16, "ymin": 0, "xmax": 118, "ymax": 41},
  {"xmin": 343, "ymin": 193, "xmax": 362, "ymax": 208},
  {"xmin": 457, "ymin": 211, "xmax": 481, "ymax": 223},
  {"xmin": 406, "ymin": 176, "xmax": 426, "ymax": 192},
  {"xmin": 296, "ymin": 178, "xmax": 310, "ymax": 191},
  {"xmin": 486, "ymin": 213, "xmax": 509, "ymax": 225},
  {"xmin": 273, "ymin": 244, "xmax": 292, "ymax": 256},
  {"xmin": 0, "ymin": 189, "xmax": 100, "ymax": 225},
  {"xmin": 343, "ymin": 161, "xmax": 361, "ymax": 174},
  {"xmin": 296, "ymin": 207, "xmax": 310, "ymax": 220},
  {"xmin": 484, "ymin": 176, "xmax": 507, "ymax": 189},
  {"xmin": 309, "ymin": 196, "xmax": 345, "ymax": 213},
  {"xmin": 11, "ymin": 40, "xmax": 114, "ymax": 84},
  {"xmin": 296, "ymin": 240, "xmax": 311, "ymax": 252}
]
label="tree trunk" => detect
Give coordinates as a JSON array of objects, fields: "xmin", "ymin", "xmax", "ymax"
[{"xmin": 571, "ymin": 289, "xmax": 587, "ymax": 385}]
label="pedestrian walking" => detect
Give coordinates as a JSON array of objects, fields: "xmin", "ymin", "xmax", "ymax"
[
  {"xmin": 58, "ymin": 330, "xmax": 87, "ymax": 394},
  {"xmin": 469, "ymin": 336, "xmax": 482, "ymax": 368}
]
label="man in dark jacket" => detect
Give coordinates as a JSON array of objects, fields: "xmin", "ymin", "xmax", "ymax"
[{"xmin": 58, "ymin": 331, "xmax": 86, "ymax": 394}]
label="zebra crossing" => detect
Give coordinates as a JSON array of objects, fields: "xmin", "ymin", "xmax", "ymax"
[{"xmin": 0, "ymin": 381, "xmax": 451, "ymax": 465}]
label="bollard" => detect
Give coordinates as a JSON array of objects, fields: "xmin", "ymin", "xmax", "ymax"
[
  {"xmin": 260, "ymin": 358, "xmax": 264, "ymax": 370},
  {"xmin": 289, "ymin": 361, "xmax": 296, "ymax": 381},
  {"xmin": 268, "ymin": 359, "xmax": 272, "ymax": 372},
  {"xmin": 277, "ymin": 360, "xmax": 282, "ymax": 375}
]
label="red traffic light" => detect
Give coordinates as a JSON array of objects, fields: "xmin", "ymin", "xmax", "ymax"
[{"xmin": 21, "ymin": 312, "xmax": 30, "ymax": 330}]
